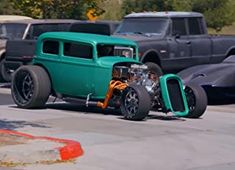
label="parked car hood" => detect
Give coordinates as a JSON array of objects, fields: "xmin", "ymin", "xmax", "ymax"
[
  {"xmin": 178, "ymin": 57, "xmax": 235, "ymax": 87},
  {"xmin": 113, "ymin": 34, "xmax": 163, "ymax": 42}
]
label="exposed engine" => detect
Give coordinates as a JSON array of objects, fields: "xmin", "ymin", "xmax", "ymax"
[
  {"xmin": 112, "ymin": 64, "xmax": 162, "ymax": 108},
  {"xmin": 112, "ymin": 64, "xmax": 158, "ymax": 93}
]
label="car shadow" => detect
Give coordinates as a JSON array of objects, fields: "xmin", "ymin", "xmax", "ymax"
[
  {"xmin": 46, "ymin": 102, "xmax": 186, "ymax": 122},
  {"xmin": 148, "ymin": 114, "xmax": 186, "ymax": 121},
  {"xmin": 0, "ymin": 119, "xmax": 50, "ymax": 130},
  {"xmin": 46, "ymin": 102, "xmax": 121, "ymax": 115}
]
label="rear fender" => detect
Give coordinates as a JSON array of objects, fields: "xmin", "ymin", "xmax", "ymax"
[{"xmin": 160, "ymin": 74, "xmax": 189, "ymax": 116}]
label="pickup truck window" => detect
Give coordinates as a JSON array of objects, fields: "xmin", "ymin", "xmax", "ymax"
[
  {"xmin": 172, "ymin": 18, "xmax": 187, "ymax": 36},
  {"xmin": 188, "ymin": 18, "xmax": 203, "ymax": 35},
  {"xmin": 64, "ymin": 42, "xmax": 93, "ymax": 59},
  {"xmin": 43, "ymin": 40, "xmax": 59, "ymax": 55},
  {"xmin": 0, "ymin": 23, "xmax": 27, "ymax": 40},
  {"xmin": 26, "ymin": 23, "xmax": 71, "ymax": 39},
  {"xmin": 116, "ymin": 18, "xmax": 168, "ymax": 35}
]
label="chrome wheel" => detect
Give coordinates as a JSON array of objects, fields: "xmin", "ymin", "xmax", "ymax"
[
  {"xmin": 13, "ymin": 70, "xmax": 34, "ymax": 105},
  {"xmin": 22, "ymin": 73, "xmax": 34, "ymax": 101},
  {"xmin": 121, "ymin": 84, "xmax": 151, "ymax": 121},
  {"xmin": 124, "ymin": 88, "xmax": 139, "ymax": 116}
]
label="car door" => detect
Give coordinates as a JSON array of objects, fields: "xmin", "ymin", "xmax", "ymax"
[
  {"xmin": 186, "ymin": 17, "xmax": 212, "ymax": 65},
  {"xmin": 58, "ymin": 41, "xmax": 97, "ymax": 97},
  {"xmin": 167, "ymin": 18, "xmax": 191, "ymax": 71}
]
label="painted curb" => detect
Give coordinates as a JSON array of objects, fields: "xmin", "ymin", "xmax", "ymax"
[{"xmin": 0, "ymin": 129, "xmax": 84, "ymax": 163}]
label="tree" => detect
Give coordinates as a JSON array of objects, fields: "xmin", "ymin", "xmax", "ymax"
[
  {"xmin": 121, "ymin": 0, "xmax": 172, "ymax": 16},
  {"xmin": 0, "ymin": 0, "xmax": 20, "ymax": 15},
  {"xmin": 11, "ymin": 0, "xmax": 105, "ymax": 19},
  {"xmin": 192, "ymin": 0, "xmax": 235, "ymax": 31}
]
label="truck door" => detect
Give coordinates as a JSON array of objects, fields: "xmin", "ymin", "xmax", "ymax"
[
  {"xmin": 167, "ymin": 18, "xmax": 191, "ymax": 72},
  {"xmin": 187, "ymin": 17, "xmax": 211, "ymax": 65}
]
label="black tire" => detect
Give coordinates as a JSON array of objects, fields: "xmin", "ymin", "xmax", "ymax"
[
  {"xmin": 184, "ymin": 83, "xmax": 207, "ymax": 118},
  {"xmin": 11, "ymin": 65, "xmax": 51, "ymax": 109},
  {"xmin": 120, "ymin": 84, "xmax": 151, "ymax": 121},
  {"xmin": 0, "ymin": 59, "xmax": 4, "ymax": 82},
  {"xmin": 145, "ymin": 62, "xmax": 163, "ymax": 82},
  {"xmin": 0, "ymin": 58, "xmax": 12, "ymax": 82}
]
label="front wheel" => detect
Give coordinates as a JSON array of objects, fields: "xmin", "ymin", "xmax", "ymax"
[
  {"xmin": 11, "ymin": 65, "xmax": 51, "ymax": 109},
  {"xmin": 120, "ymin": 84, "xmax": 151, "ymax": 121},
  {"xmin": 184, "ymin": 83, "xmax": 208, "ymax": 118}
]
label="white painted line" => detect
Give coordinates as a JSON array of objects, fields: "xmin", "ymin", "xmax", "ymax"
[{"xmin": 0, "ymin": 88, "xmax": 11, "ymax": 94}]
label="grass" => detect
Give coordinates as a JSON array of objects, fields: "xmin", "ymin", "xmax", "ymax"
[{"xmin": 208, "ymin": 23, "xmax": 235, "ymax": 35}]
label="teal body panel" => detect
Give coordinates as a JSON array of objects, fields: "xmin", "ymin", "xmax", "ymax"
[
  {"xmin": 159, "ymin": 74, "xmax": 189, "ymax": 116},
  {"xmin": 33, "ymin": 32, "xmax": 139, "ymax": 99}
]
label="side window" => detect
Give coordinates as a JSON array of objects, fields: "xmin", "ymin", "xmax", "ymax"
[
  {"xmin": 64, "ymin": 42, "xmax": 92, "ymax": 59},
  {"xmin": 188, "ymin": 18, "xmax": 202, "ymax": 35},
  {"xmin": 43, "ymin": 40, "xmax": 59, "ymax": 55},
  {"xmin": 172, "ymin": 18, "xmax": 187, "ymax": 36}
]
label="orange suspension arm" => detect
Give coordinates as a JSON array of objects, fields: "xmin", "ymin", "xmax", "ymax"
[{"xmin": 97, "ymin": 80, "xmax": 128, "ymax": 109}]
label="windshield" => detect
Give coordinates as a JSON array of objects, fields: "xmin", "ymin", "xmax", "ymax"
[
  {"xmin": 115, "ymin": 18, "xmax": 169, "ymax": 36},
  {"xmin": 0, "ymin": 23, "xmax": 27, "ymax": 40}
]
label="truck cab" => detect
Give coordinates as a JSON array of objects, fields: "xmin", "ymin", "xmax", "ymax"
[{"xmin": 115, "ymin": 12, "xmax": 235, "ymax": 74}]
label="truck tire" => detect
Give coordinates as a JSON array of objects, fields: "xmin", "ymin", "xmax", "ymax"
[
  {"xmin": 11, "ymin": 65, "xmax": 51, "ymax": 109},
  {"xmin": 145, "ymin": 62, "xmax": 163, "ymax": 82},
  {"xmin": 0, "ymin": 59, "xmax": 4, "ymax": 82},
  {"xmin": 120, "ymin": 84, "xmax": 151, "ymax": 121},
  {"xmin": 184, "ymin": 83, "xmax": 207, "ymax": 118},
  {"xmin": 0, "ymin": 58, "xmax": 12, "ymax": 82}
]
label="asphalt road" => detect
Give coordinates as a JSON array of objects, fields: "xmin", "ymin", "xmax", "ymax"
[{"xmin": 1, "ymin": 85, "xmax": 235, "ymax": 170}]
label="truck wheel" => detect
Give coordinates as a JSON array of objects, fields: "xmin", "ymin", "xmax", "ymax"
[
  {"xmin": 184, "ymin": 83, "xmax": 207, "ymax": 118},
  {"xmin": 0, "ymin": 58, "xmax": 12, "ymax": 82},
  {"xmin": 145, "ymin": 62, "xmax": 163, "ymax": 82},
  {"xmin": 11, "ymin": 65, "xmax": 51, "ymax": 109},
  {"xmin": 120, "ymin": 84, "xmax": 151, "ymax": 121}
]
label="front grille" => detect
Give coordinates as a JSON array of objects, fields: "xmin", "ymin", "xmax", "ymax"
[{"xmin": 167, "ymin": 79, "xmax": 185, "ymax": 112}]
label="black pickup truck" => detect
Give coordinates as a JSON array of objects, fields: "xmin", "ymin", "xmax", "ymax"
[
  {"xmin": 0, "ymin": 19, "xmax": 76, "ymax": 82},
  {"xmin": 114, "ymin": 12, "xmax": 235, "ymax": 76}
]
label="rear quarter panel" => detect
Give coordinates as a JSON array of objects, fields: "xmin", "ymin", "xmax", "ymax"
[{"xmin": 211, "ymin": 35, "xmax": 235, "ymax": 63}]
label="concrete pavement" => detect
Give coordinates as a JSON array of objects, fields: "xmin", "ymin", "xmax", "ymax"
[{"xmin": 1, "ymin": 87, "xmax": 235, "ymax": 169}]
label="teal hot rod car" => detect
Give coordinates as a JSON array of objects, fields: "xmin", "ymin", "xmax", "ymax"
[{"xmin": 11, "ymin": 32, "xmax": 207, "ymax": 120}]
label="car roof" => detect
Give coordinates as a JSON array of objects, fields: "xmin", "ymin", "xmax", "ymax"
[
  {"xmin": 0, "ymin": 15, "xmax": 32, "ymax": 22},
  {"xmin": 38, "ymin": 32, "xmax": 137, "ymax": 46},
  {"xmin": 125, "ymin": 11, "xmax": 203, "ymax": 18},
  {"xmin": 1, "ymin": 19, "xmax": 77, "ymax": 24}
]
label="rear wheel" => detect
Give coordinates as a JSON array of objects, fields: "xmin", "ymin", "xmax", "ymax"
[
  {"xmin": 11, "ymin": 65, "xmax": 51, "ymax": 109},
  {"xmin": 184, "ymin": 83, "xmax": 207, "ymax": 118},
  {"xmin": 121, "ymin": 84, "xmax": 151, "ymax": 121}
]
